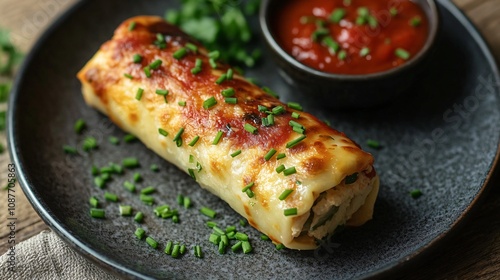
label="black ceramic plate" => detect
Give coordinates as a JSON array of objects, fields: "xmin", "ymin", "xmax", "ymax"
[{"xmin": 8, "ymin": 0, "xmax": 500, "ymax": 279}]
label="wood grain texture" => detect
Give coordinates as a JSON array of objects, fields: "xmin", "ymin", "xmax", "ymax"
[{"xmin": 0, "ymin": 0, "xmax": 499, "ymax": 278}]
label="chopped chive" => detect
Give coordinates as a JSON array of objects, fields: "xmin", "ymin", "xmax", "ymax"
[
  {"xmin": 124, "ymin": 134, "xmax": 137, "ymax": 143},
  {"xmin": 154, "ymin": 205, "xmax": 170, "ymax": 216},
  {"xmin": 279, "ymin": 189, "xmax": 294, "ymax": 200},
  {"xmin": 322, "ymin": 36, "xmax": 340, "ymax": 54},
  {"xmin": 133, "ymin": 54, "xmax": 142, "ymax": 63},
  {"xmin": 284, "ymin": 208, "xmax": 298, "ymax": 216},
  {"xmin": 74, "ymin": 119, "xmax": 86, "ymax": 134},
  {"xmin": 356, "ymin": 16, "xmax": 367, "ymax": 24},
  {"xmin": 90, "ymin": 208, "xmax": 105, "ymax": 219},
  {"xmin": 123, "ymin": 181, "xmax": 136, "ymax": 192},
  {"xmin": 100, "ymin": 173, "xmax": 111, "ymax": 182},
  {"xmin": 206, "ymin": 221, "xmax": 217, "ymax": 228},
  {"xmin": 124, "ymin": 73, "xmax": 133, "ymax": 79},
  {"xmin": 283, "ymin": 167, "xmax": 297, "ymax": 176},
  {"xmin": 128, "ymin": 21, "xmax": 136, "ymax": 31},
  {"xmin": 231, "ymin": 241, "xmax": 243, "ymax": 252},
  {"xmin": 366, "ymin": 139, "xmax": 381, "ymax": 149},
  {"xmin": 289, "ymin": 120, "xmax": 304, "ymax": 129},
  {"xmin": 122, "ymin": 157, "xmax": 139, "ymax": 168},
  {"xmin": 143, "ymin": 66, "xmax": 152, "ymax": 78},
  {"xmin": 221, "ymin": 88, "xmax": 235, "ymax": 97},
  {"xmin": 244, "ymin": 123, "xmax": 258, "ymax": 134},
  {"xmin": 91, "ymin": 165, "xmax": 99, "ymax": 176},
  {"xmin": 209, "ymin": 51, "xmax": 220, "ymax": 59},
  {"xmin": 213, "ymin": 226, "xmax": 225, "ymax": 236},
  {"xmin": 358, "ymin": 7, "xmax": 369, "ymax": 17},
  {"xmin": 209, "ymin": 234, "xmax": 220, "ymax": 245},
  {"xmin": 276, "ymin": 153, "xmax": 286, "ymax": 160},
  {"xmin": 188, "ymin": 168, "xmax": 196, "ymax": 180},
  {"xmin": 264, "ymin": 148, "xmax": 277, "ymax": 161},
  {"xmin": 242, "ymin": 241, "xmax": 252, "ymax": 254},
  {"xmin": 178, "ymin": 101, "xmax": 186, "ymax": 106},
  {"xmin": 194, "ymin": 58, "xmax": 202, "ymax": 68},
  {"xmin": 368, "ymin": 16, "xmax": 378, "ymax": 28},
  {"xmin": 177, "ymin": 194, "xmax": 184, "ymax": 206},
  {"xmin": 134, "ymin": 212, "xmax": 144, "ymax": 223},
  {"xmin": 172, "ymin": 127, "xmax": 184, "ymax": 143},
  {"xmin": 395, "ymin": 48, "xmax": 410, "ymax": 60},
  {"xmin": 164, "ymin": 241, "xmax": 173, "ymax": 255},
  {"xmin": 227, "ymin": 231, "xmax": 236, "ymax": 239},
  {"xmin": 158, "ymin": 128, "xmax": 168, "ymax": 137},
  {"xmin": 410, "ymin": 16, "xmax": 421, "ymax": 27},
  {"xmin": 200, "ymin": 207, "xmax": 216, "ymax": 218},
  {"xmin": 203, "ymin": 96, "xmax": 217, "ymax": 109},
  {"xmin": 100, "ymin": 166, "xmax": 114, "ymax": 174},
  {"xmin": 242, "ymin": 182, "xmax": 254, "ymax": 192},
  {"xmin": 231, "ymin": 150, "xmax": 242, "ymax": 157},
  {"xmin": 135, "ymin": 228, "xmax": 145, "ymax": 240},
  {"xmin": 345, "ymin": 173, "xmax": 359, "ymax": 184},
  {"xmin": 226, "ymin": 69, "xmax": 234, "ymax": 80},
  {"xmin": 235, "ymin": 232, "xmax": 249, "ymax": 241},
  {"xmin": 311, "ymin": 27, "xmax": 329, "ymax": 42},
  {"xmin": 133, "ymin": 172, "xmax": 142, "ymax": 182},
  {"xmin": 212, "ymin": 130, "xmax": 224, "ymax": 145},
  {"xmin": 215, "ymin": 74, "xmax": 227, "ymax": 85},
  {"xmin": 63, "ymin": 145, "xmax": 77, "ymax": 155},
  {"xmin": 172, "ymin": 244, "xmax": 181, "ymax": 258},
  {"xmin": 261, "ymin": 234, "xmax": 270, "ymax": 241},
  {"xmin": 135, "ymin": 88, "xmax": 144, "ymax": 101},
  {"xmin": 276, "ymin": 164, "xmax": 286, "ymax": 173},
  {"xmin": 410, "ymin": 189, "xmax": 423, "ymax": 198},
  {"xmin": 338, "ymin": 50, "xmax": 347, "ymax": 60},
  {"xmin": 258, "ymin": 105, "xmax": 268, "ymax": 112},
  {"xmin": 329, "ymin": 8, "xmax": 346, "ymax": 23},
  {"xmin": 156, "ymin": 89, "xmax": 168, "ymax": 95},
  {"xmin": 276, "ymin": 243, "xmax": 285, "ymax": 250},
  {"xmin": 360, "ymin": 47, "xmax": 370, "ymax": 57},
  {"xmin": 291, "ymin": 112, "xmax": 300, "ymax": 119},
  {"xmin": 180, "ymin": 244, "xmax": 186, "ymax": 254},
  {"xmin": 183, "ymin": 196, "xmax": 192, "ymax": 208},
  {"xmin": 188, "ymin": 136, "xmax": 200, "ymax": 147},
  {"xmin": 226, "ymin": 226, "xmax": 236, "ymax": 233},
  {"xmin": 109, "ymin": 136, "xmax": 120, "ymax": 145},
  {"xmin": 186, "ymin": 43, "xmax": 198, "ymax": 53},
  {"xmin": 150, "ymin": 164, "xmax": 159, "ymax": 172},
  {"xmin": 191, "ymin": 67, "xmax": 202, "ymax": 74},
  {"xmin": 262, "ymin": 87, "xmax": 279, "ymax": 99},
  {"xmin": 218, "ymin": 240, "xmax": 226, "ymax": 254},
  {"xmin": 141, "ymin": 186, "xmax": 156, "ymax": 195},
  {"xmin": 224, "ymin": 97, "xmax": 237, "ymax": 104},
  {"xmin": 146, "ymin": 237, "xmax": 158, "ymax": 249},
  {"xmin": 89, "ymin": 196, "xmax": 99, "ymax": 208},
  {"xmin": 390, "ymin": 7, "xmax": 398, "ymax": 16},
  {"xmin": 221, "ymin": 234, "xmax": 229, "ymax": 246},
  {"xmin": 94, "ymin": 177, "xmax": 105, "ymax": 188},
  {"xmin": 239, "ymin": 219, "xmax": 247, "ymax": 227},
  {"xmin": 82, "ymin": 137, "xmax": 98, "ymax": 152},
  {"xmin": 173, "ymin": 47, "xmax": 188, "ymax": 60},
  {"xmin": 140, "ymin": 194, "xmax": 154, "ymax": 205},
  {"xmin": 194, "ymin": 245, "xmax": 203, "ymax": 258},
  {"xmin": 267, "ymin": 114, "xmax": 275, "ymax": 126},
  {"xmin": 155, "ymin": 33, "xmax": 166, "ymax": 49},
  {"xmin": 172, "ymin": 215, "xmax": 179, "ymax": 223},
  {"xmin": 245, "ymin": 189, "xmax": 255, "ymax": 198},
  {"xmin": 262, "ymin": 117, "xmax": 269, "ymax": 127},
  {"xmin": 286, "ymin": 135, "xmax": 307, "ymax": 148},
  {"xmin": 272, "ymin": 106, "xmax": 285, "ymax": 115},
  {"xmin": 104, "ymin": 192, "xmax": 118, "ymax": 202},
  {"xmin": 119, "ymin": 205, "xmax": 133, "ymax": 216},
  {"xmin": 209, "ymin": 58, "xmax": 217, "ymax": 69},
  {"xmin": 293, "ymin": 126, "xmax": 305, "ymax": 134},
  {"xmin": 287, "ymin": 102, "xmax": 303, "ymax": 111},
  {"xmin": 149, "ymin": 59, "xmax": 162, "ymax": 70}
]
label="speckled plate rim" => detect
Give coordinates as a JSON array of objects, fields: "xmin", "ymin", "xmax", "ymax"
[{"xmin": 7, "ymin": 0, "xmax": 500, "ymax": 279}]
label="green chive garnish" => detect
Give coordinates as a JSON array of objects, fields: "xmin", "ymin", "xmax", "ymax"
[
  {"xmin": 133, "ymin": 54, "xmax": 142, "ymax": 63},
  {"xmin": 329, "ymin": 8, "xmax": 346, "ymax": 23},
  {"xmin": 140, "ymin": 194, "xmax": 155, "ymax": 205},
  {"xmin": 194, "ymin": 245, "xmax": 203, "ymax": 258},
  {"xmin": 119, "ymin": 205, "xmax": 133, "ymax": 216},
  {"xmin": 286, "ymin": 135, "xmax": 306, "ymax": 148},
  {"xmin": 226, "ymin": 69, "xmax": 233, "ymax": 80},
  {"xmin": 173, "ymin": 47, "xmax": 188, "ymax": 60},
  {"xmin": 221, "ymin": 88, "xmax": 235, "ymax": 97},
  {"xmin": 188, "ymin": 136, "xmax": 200, "ymax": 146},
  {"xmin": 156, "ymin": 89, "xmax": 168, "ymax": 95},
  {"xmin": 203, "ymin": 96, "xmax": 217, "ymax": 109},
  {"xmin": 158, "ymin": 128, "xmax": 168, "ymax": 137},
  {"xmin": 188, "ymin": 168, "xmax": 196, "ymax": 180},
  {"xmin": 322, "ymin": 36, "xmax": 340, "ymax": 54},
  {"xmin": 191, "ymin": 67, "xmax": 202, "ymax": 74},
  {"xmin": 200, "ymin": 207, "xmax": 216, "ymax": 218},
  {"xmin": 94, "ymin": 177, "xmax": 105, "ymax": 188},
  {"xmin": 134, "ymin": 212, "xmax": 144, "ymax": 223},
  {"xmin": 390, "ymin": 7, "xmax": 398, "ymax": 16},
  {"xmin": 123, "ymin": 181, "xmax": 136, "ymax": 192},
  {"xmin": 186, "ymin": 43, "xmax": 198, "ymax": 53},
  {"xmin": 104, "ymin": 192, "xmax": 119, "ymax": 202},
  {"xmin": 141, "ymin": 186, "xmax": 156, "ymax": 195},
  {"xmin": 395, "ymin": 48, "xmax": 410, "ymax": 60},
  {"xmin": 226, "ymin": 226, "xmax": 236, "ymax": 233},
  {"xmin": 124, "ymin": 134, "xmax": 137, "ymax": 143},
  {"xmin": 164, "ymin": 241, "xmax": 173, "ymax": 255},
  {"xmin": 146, "ymin": 237, "xmax": 158, "ymax": 249},
  {"xmin": 360, "ymin": 47, "xmax": 370, "ymax": 57},
  {"xmin": 239, "ymin": 219, "xmax": 247, "ymax": 227},
  {"xmin": 245, "ymin": 189, "xmax": 255, "ymax": 198},
  {"xmin": 311, "ymin": 28, "xmax": 329, "ymax": 42},
  {"xmin": 410, "ymin": 189, "xmax": 423, "ymax": 198},
  {"xmin": 276, "ymin": 164, "xmax": 285, "ymax": 173},
  {"xmin": 178, "ymin": 101, "xmax": 186, "ymax": 106},
  {"xmin": 283, "ymin": 167, "xmax": 297, "ymax": 176},
  {"xmin": 231, "ymin": 150, "xmax": 242, "ymax": 157},
  {"xmin": 209, "ymin": 50, "xmax": 220, "ymax": 59},
  {"xmin": 261, "ymin": 234, "xmax": 270, "ymax": 241},
  {"xmin": 180, "ymin": 244, "xmax": 186, "ymax": 255},
  {"xmin": 213, "ymin": 226, "xmax": 225, "ymax": 236},
  {"xmin": 271, "ymin": 106, "xmax": 285, "ymax": 115},
  {"xmin": 91, "ymin": 165, "xmax": 99, "ymax": 176},
  {"xmin": 83, "ymin": 137, "xmax": 98, "ymax": 152},
  {"xmin": 63, "ymin": 145, "xmax": 77, "ymax": 155},
  {"xmin": 215, "ymin": 74, "xmax": 227, "ymax": 85},
  {"xmin": 258, "ymin": 105, "xmax": 268, "ymax": 112},
  {"xmin": 89, "ymin": 196, "xmax": 99, "ymax": 208},
  {"xmin": 149, "ymin": 59, "xmax": 162, "ymax": 70},
  {"xmin": 276, "ymin": 243, "xmax": 285, "ymax": 250},
  {"xmin": 235, "ymin": 232, "xmax": 249, "ymax": 241},
  {"xmin": 183, "ymin": 196, "xmax": 192, "ymax": 208},
  {"xmin": 244, "ymin": 123, "xmax": 258, "ymax": 134},
  {"xmin": 267, "ymin": 114, "xmax": 275, "ymax": 126},
  {"xmin": 276, "ymin": 153, "xmax": 286, "ymax": 160},
  {"xmin": 279, "ymin": 189, "xmax": 294, "ymax": 200},
  {"xmin": 345, "ymin": 173, "xmax": 358, "ymax": 184},
  {"xmin": 133, "ymin": 172, "xmax": 142, "ymax": 182},
  {"xmin": 231, "ymin": 241, "xmax": 243, "ymax": 252},
  {"xmin": 410, "ymin": 16, "xmax": 421, "ymax": 27},
  {"xmin": 124, "ymin": 73, "xmax": 133, "ymax": 79},
  {"xmin": 338, "ymin": 50, "xmax": 347, "ymax": 60},
  {"xmin": 143, "ymin": 66, "xmax": 152, "ymax": 78},
  {"xmin": 293, "ymin": 126, "xmax": 305, "ymax": 134},
  {"xmin": 224, "ymin": 97, "xmax": 237, "ymax": 104},
  {"xmin": 368, "ymin": 16, "xmax": 378, "ymax": 28},
  {"xmin": 109, "ymin": 136, "xmax": 120, "ymax": 145},
  {"xmin": 291, "ymin": 112, "xmax": 300, "ymax": 119},
  {"xmin": 177, "ymin": 194, "xmax": 184, "ymax": 206},
  {"xmin": 209, "ymin": 234, "xmax": 220, "ymax": 245},
  {"xmin": 207, "ymin": 221, "xmax": 217, "ymax": 228},
  {"xmin": 90, "ymin": 208, "xmax": 105, "ymax": 219},
  {"xmin": 173, "ymin": 127, "xmax": 184, "ymax": 143},
  {"xmin": 122, "ymin": 157, "xmax": 139, "ymax": 168},
  {"xmin": 172, "ymin": 244, "xmax": 181, "ymax": 258},
  {"xmin": 135, "ymin": 228, "xmax": 145, "ymax": 239},
  {"xmin": 284, "ymin": 208, "xmax": 298, "ymax": 216},
  {"xmin": 242, "ymin": 182, "xmax": 254, "ymax": 192},
  {"xmin": 212, "ymin": 130, "xmax": 224, "ymax": 145},
  {"xmin": 150, "ymin": 164, "xmax": 159, "ymax": 172},
  {"xmin": 366, "ymin": 139, "xmax": 381, "ymax": 149},
  {"xmin": 128, "ymin": 21, "xmax": 136, "ymax": 31},
  {"xmin": 289, "ymin": 120, "xmax": 304, "ymax": 129},
  {"xmin": 358, "ymin": 7, "xmax": 369, "ymax": 17},
  {"xmin": 242, "ymin": 241, "xmax": 252, "ymax": 254},
  {"xmin": 287, "ymin": 102, "xmax": 303, "ymax": 111},
  {"xmin": 209, "ymin": 58, "xmax": 217, "ymax": 69},
  {"xmin": 135, "ymin": 88, "xmax": 144, "ymax": 100},
  {"xmin": 264, "ymin": 148, "xmax": 277, "ymax": 161},
  {"xmin": 74, "ymin": 119, "xmax": 86, "ymax": 134}
]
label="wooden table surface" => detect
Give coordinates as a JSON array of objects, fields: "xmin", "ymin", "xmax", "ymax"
[{"xmin": 0, "ymin": 0, "xmax": 499, "ymax": 279}]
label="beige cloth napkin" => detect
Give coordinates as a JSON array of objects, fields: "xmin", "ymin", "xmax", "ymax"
[{"xmin": 0, "ymin": 230, "xmax": 119, "ymax": 280}]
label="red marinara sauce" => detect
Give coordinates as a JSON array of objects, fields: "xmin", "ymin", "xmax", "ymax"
[{"xmin": 272, "ymin": 0, "xmax": 429, "ymax": 75}]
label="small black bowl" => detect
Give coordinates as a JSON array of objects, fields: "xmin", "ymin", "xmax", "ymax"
[{"xmin": 259, "ymin": 0, "xmax": 440, "ymax": 108}]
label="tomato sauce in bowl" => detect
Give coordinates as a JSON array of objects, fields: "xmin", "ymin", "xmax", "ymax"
[{"xmin": 271, "ymin": 0, "xmax": 429, "ymax": 75}]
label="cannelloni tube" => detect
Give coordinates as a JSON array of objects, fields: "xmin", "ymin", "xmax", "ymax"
[{"xmin": 77, "ymin": 16, "xmax": 379, "ymax": 250}]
